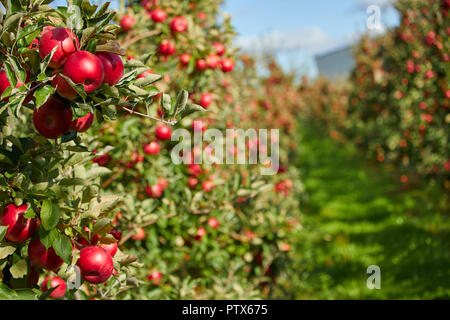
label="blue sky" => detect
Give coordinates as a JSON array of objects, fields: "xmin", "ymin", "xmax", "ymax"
[
  {"xmin": 221, "ymin": 0, "xmax": 400, "ymax": 76},
  {"xmin": 51, "ymin": 0, "xmax": 400, "ymax": 76}
]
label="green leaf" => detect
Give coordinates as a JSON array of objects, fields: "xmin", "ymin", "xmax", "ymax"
[
  {"xmin": 0, "ymin": 226, "xmax": 7, "ymax": 241},
  {"xmin": 59, "ymin": 178, "xmax": 85, "ymax": 186},
  {"xmin": 38, "ymin": 227, "xmax": 59, "ymax": 249},
  {"xmin": 52, "ymin": 233, "xmax": 72, "ymax": 263},
  {"xmin": 134, "ymin": 73, "xmax": 162, "ymax": 87},
  {"xmin": 23, "ymin": 206, "xmax": 36, "ymax": 219},
  {"xmin": 173, "ymin": 89, "xmax": 188, "ymax": 116},
  {"xmin": 92, "ymin": 218, "xmax": 112, "ymax": 237},
  {"xmin": 87, "ymin": 195, "xmax": 120, "ymax": 218},
  {"xmin": 178, "ymin": 103, "xmax": 207, "ymax": 119},
  {"xmin": 40, "ymin": 199, "xmax": 60, "ymax": 231},
  {"xmin": 33, "ymin": 85, "xmax": 55, "ymax": 108},
  {"xmin": 0, "ymin": 243, "xmax": 16, "ymax": 259},
  {"xmin": 10, "ymin": 259, "xmax": 27, "ymax": 279},
  {"xmin": 0, "ymin": 283, "xmax": 38, "ymax": 300},
  {"xmin": 58, "ymin": 74, "xmax": 87, "ymax": 99},
  {"xmin": 161, "ymin": 93, "xmax": 171, "ymax": 113}
]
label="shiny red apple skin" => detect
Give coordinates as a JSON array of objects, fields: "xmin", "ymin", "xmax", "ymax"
[
  {"xmin": 33, "ymin": 97, "xmax": 73, "ymax": 139},
  {"xmin": 96, "ymin": 52, "xmax": 124, "ymax": 86},
  {"xmin": 120, "ymin": 15, "xmax": 135, "ymax": 31},
  {"xmin": 155, "ymin": 124, "xmax": 172, "ymax": 140},
  {"xmin": 170, "ymin": 16, "xmax": 188, "ymax": 33},
  {"xmin": 199, "ymin": 93, "xmax": 213, "ymax": 108},
  {"xmin": 39, "ymin": 27, "xmax": 79, "ymax": 69},
  {"xmin": 77, "ymin": 246, "xmax": 114, "ymax": 284},
  {"xmin": 41, "ymin": 276, "xmax": 67, "ymax": 299},
  {"xmin": 62, "ymin": 51, "xmax": 105, "ymax": 93},
  {"xmin": 71, "ymin": 113, "xmax": 95, "ymax": 132},
  {"xmin": 100, "ymin": 242, "xmax": 118, "ymax": 257},
  {"xmin": 151, "ymin": 9, "xmax": 167, "ymax": 22},
  {"xmin": 28, "ymin": 237, "xmax": 65, "ymax": 271},
  {"xmin": 0, "ymin": 203, "xmax": 37, "ymax": 243}
]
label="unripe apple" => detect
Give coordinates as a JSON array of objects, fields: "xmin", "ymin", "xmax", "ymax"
[
  {"xmin": 39, "ymin": 27, "xmax": 79, "ymax": 69},
  {"xmin": 33, "ymin": 97, "xmax": 73, "ymax": 139},
  {"xmin": 96, "ymin": 52, "xmax": 124, "ymax": 86},
  {"xmin": 143, "ymin": 141, "xmax": 160, "ymax": 155},
  {"xmin": 213, "ymin": 42, "xmax": 226, "ymax": 56},
  {"xmin": 100, "ymin": 242, "xmax": 118, "ymax": 257},
  {"xmin": 199, "ymin": 93, "xmax": 213, "ymax": 108},
  {"xmin": 28, "ymin": 238, "xmax": 65, "ymax": 271},
  {"xmin": 180, "ymin": 54, "xmax": 191, "ymax": 65},
  {"xmin": 155, "ymin": 124, "xmax": 172, "ymax": 140},
  {"xmin": 0, "ymin": 203, "xmax": 37, "ymax": 242},
  {"xmin": 208, "ymin": 217, "xmax": 219, "ymax": 229},
  {"xmin": 131, "ymin": 227, "xmax": 146, "ymax": 241},
  {"xmin": 196, "ymin": 59, "xmax": 207, "ymax": 70},
  {"xmin": 63, "ymin": 51, "xmax": 105, "ymax": 93},
  {"xmin": 159, "ymin": 39, "xmax": 176, "ymax": 56},
  {"xmin": 71, "ymin": 113, "xmax": 95, "ymax": 132},
  {"xmin": 170, "ymin": 16, "xmax": 188, "ymax": 33},
  {"xmin": 120, "ymin": 15, "xmax": 135, "ymax": 31},
  {"xmin": 77, "ymin": 246, "xmax": 113, "ymax": 284},
  {"xmin": 220, "ymin": 58, "xmax": 234, "ymax": 73},
  {"xmin": 41, "ymin": 276, "xmax": 67, "ymax": 299},
  {"xmin": 151, "ymin": 8, "xmax": 167, "ymax": 22}
]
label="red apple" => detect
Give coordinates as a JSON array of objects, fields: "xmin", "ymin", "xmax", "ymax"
[
  {"xmin": 170, "ymin": 16, "xmax": 188, "ymax": 33},
  {"xmin": 33, "ymin": 97, "xmax": 73, "ymax": 139},
  {"xmin": 213, "ymin": 42, "xmax": 226, "ymax": 56},
  {"xmin": 145, "ymin": 183, "xmax": 163, "ymax": 198},
  {"xmin": 159, "ymin": 39, "xmax": 176, "ymax": 56},
  {"xmin": 28, "ymin": 38, "xmax": 39, "ymax": 50},
  {"xmin": 62, "ymin": 51, "xmax": 105, "ymax": 93},
  {"xmin": 96, "ymin": 52, "xmax": 124, "ymax": 86},
  {"xmin": 196, "ymin": 226, "xmax": 206, "ymax": 240},
  {"xmin": 196, "ymin": 59, "xmax": 207, "ymax": 70},
  {"xmin": 199, "ymin": 93, "xmax": 213, "ymax": 108},
  {"xmin": 39, "ymin": 27, "xmax": 79, "ymax": 69},
  {"xmin": 155, "ymin": 124, "xmax": 172, "ymax": 140},
  {"xmin": 187, "ymin": 176, "xmax": 199, "ymax": 189},
  {"xmin": 180, "ymin": 54, "xmax": 191, "ymax": 65},
  {"xmin": 208, "ymin": 217, "xmax": 219, "ymax": 229},
  {"xmin": 192, "ymin": 119, "xmax": 206, "ymax": 132},
  {"xmin": 151, "ymin": 9, "xmax": 167, "ymax": 22},
  {"xmin": 41, "ymin": 276, "xmax": 66, "ymax": 299},
  {"xmin": 100, "ymin": 242, "xmax": 118, "ymax": 257},
  {"xmin": 0, "ymin": 203, "xmax": 37, "ymax": 242},
  {"xmin": 71, "ymin": 113, "xmax": 94, "ymax": 132},
  {"xmin": 131, "ymin": 227, "xmax": 146, "ymax": 241},
  {"xmin": 206, "ymin": 53, "xmax": 220, "ymax": 69},
  {"xmin": 137, "ymin": 69, "xmax": 153, "ymax": 79},
  {"xmin": 220, "ymin": 58, "xmax": 234, "ymax": 73},
  {"xmin": 77, "ymin": 246, "xmax": 113, "ymax": 284},
  {"xmin": 188, "ymin": 164, "xmax": 202, "ymax": 176},
  {"xmin": 27, "ymin": 264, "xmax": 40, "ymax": 288},
  {"xmin": 147, "ymin": 270, "xmax": 162, "ymax": 284},
  {"xmin": 202, "ymin": 180, "xmax": 214, "ymax": 192},
  {"xmin": 28, "ymin": 238, "xmax": 65, "ymax": 271},
  {"xmin": 51, "ymin": 72, "xmax": 77, "ymax": 100},
  {"xmin": 120, "ymin": 15, "xmax": 135, "ymax": 31},
  {"xmin": 0, "ymin": 70, "xmax": 30, "ymax": 102},
  {"xmin": 143, "ymin": 141, "xmax": 160, "ymax": 155}
]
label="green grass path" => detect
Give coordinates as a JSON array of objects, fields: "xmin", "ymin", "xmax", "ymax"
[{"xmin": 291, "ymin": 126, "xmax": 450, "ymax": 299}]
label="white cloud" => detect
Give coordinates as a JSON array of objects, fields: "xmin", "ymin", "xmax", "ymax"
[{"xmin": 236, "ymin": 27, "xmax": 361, "ymax": 56}]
